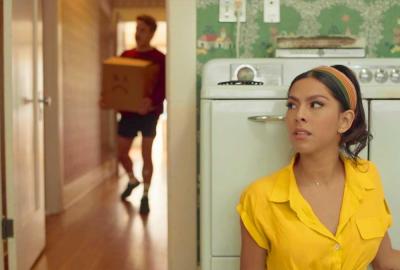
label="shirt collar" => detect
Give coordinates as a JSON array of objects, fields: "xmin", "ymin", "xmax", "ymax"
[
  {"xmin": 343, "ymin": 156, "xmax": 376, "ymax": 201},
  {"xmin": 269, "ymin": 154, "xmax": 376, "ymax": 203}
]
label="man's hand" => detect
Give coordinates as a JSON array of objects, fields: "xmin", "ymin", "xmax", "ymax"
[{"xmin": 136, "ymin": 98, "xmax": 153, "ymax": 115}]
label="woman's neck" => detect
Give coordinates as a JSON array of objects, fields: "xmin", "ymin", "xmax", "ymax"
[{"xmin": 295, "ymin": 149, "xmax": 344, "ymax": 187}]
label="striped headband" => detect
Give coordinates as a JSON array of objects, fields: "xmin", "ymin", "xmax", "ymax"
[{"xmin": 313, "ymin": 66, "xmax": 357, "ymax": 111}]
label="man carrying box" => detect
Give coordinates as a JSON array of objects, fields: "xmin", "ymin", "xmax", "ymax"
[{"xmin": 113, "ymin": 15, "xmax": 165, "ymax": 214}]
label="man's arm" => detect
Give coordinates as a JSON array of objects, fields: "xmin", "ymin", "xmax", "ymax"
[{"xmin": 149, "ymin": 59, "xmax": 165, "ymax": 107}]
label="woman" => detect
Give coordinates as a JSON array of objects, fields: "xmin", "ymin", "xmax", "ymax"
[{"xmin": 237, "ymin": 65, "xmax": 400, "ymax": 270}]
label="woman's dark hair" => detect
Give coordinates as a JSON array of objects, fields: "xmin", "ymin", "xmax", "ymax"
[{"xmin": 288, "ymin": 65, "xmax": 372, "ymax": 163}]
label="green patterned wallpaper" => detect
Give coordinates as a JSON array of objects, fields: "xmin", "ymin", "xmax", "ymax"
[{"xmin": 197, "ymin": 0, "xmax": 400, "ymax": 74}]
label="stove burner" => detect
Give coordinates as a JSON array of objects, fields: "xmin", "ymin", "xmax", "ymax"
[{"xmin": 217, "ymin": 80, "xmax": 264, "ymax": 85}]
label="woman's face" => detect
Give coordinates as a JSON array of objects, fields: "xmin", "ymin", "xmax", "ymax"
[{"xmin": 285, "ymin": 77, "xmax": 353, "ymax": 155}]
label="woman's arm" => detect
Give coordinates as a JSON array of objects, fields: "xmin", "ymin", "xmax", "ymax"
[
  {"xmin": 372, "ymin": 233, "xmax": 400, "ymax": 270},
  {"xmin": 240, "ymin": 220, "xmax": 267, "ymax": 270}
]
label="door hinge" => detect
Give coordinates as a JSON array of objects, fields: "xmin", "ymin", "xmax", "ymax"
[{"xmin": 2, "ymin": 218, "xmax": 14, "ymax": 239}]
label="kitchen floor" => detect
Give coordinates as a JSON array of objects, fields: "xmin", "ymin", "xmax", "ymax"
[{"xmin": 32, "ymin": 117, "xmax": 168, "ymax": 270}]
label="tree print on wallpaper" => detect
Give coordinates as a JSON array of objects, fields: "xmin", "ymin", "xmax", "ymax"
[{"xmin": 376, "ymin": 5, "xmax": 400, "ymax": 57}]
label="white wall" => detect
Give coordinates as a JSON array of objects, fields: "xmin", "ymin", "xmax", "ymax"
[
  {"xmin": 167, "ymin": 0, "xmax": 197, "ymax": 269},
  {"xmin": 42, "ymin": 0, "xmax": 116, "ymax": 213}
]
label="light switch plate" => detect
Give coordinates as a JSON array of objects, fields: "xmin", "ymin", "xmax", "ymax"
[
  {"xmin": 264, "ymin": 0, "xmax": 280, "ymax": 23},
  {"xmin": 219, "ymin": 0, "xmax": 246, "ymax": 22}
]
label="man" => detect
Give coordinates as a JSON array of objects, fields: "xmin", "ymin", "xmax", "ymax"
[{"xmin": 118, "ymin": 15, "xmax": 165, "ymax": 215}]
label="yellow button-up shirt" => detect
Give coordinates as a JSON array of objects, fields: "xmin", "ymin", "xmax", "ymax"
[{"xmin": 237, "ymin": 157, "xmax": 392, "ymax": 270}]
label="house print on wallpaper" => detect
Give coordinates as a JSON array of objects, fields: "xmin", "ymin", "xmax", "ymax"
[{"xmin": 197, "ymin": 27, "xmax": 233, "ymax": 55}]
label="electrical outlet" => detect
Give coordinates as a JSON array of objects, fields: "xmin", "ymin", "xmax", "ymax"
[
  {"xmin": 219, "ymin": 0, "xmax": 246, "ymax": 22},
  {"xmin": 264, "ymin": 0, "xmax": 280, "ymax": 23}
]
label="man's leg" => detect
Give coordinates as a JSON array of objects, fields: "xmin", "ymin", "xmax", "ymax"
[
  {"xmin": 139, "ymin": 136, "xmax": 155, "ymax": 214},
  {"xmin": 142, "ymin": 136, "xmax": 155, "ymax": 194},
  {"xmin": 117, "ymin": 135, "xmax": 134, "ymax": 175},
  {"xmin": 118, "ymin": 135, "xmax": 140, "ymax": 200}
]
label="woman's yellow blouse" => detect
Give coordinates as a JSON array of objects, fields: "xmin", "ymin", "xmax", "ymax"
[{"xmin": 237, "ymin": 157, "xmax": 392, "ymax": 270}]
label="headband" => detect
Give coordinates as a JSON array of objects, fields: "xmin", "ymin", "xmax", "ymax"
[{"xmin": 313, "ymin": 66, "xmax": 357, "ymax": 111}]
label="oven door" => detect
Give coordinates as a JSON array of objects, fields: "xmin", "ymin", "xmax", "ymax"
[{"xmin": 201, "ymin": 99, "xmax": 292, "ymax": 259}]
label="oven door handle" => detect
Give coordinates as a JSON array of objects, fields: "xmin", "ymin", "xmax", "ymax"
[{"xmin": 248, "ymin": 115, "xmax": 285, "ymax": 122}]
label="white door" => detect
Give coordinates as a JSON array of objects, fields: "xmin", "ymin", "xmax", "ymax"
[
  {"xmin": 209, "ymin": 99, "xmax": 292, "ymax": 256},
  {"xmin": 3, "ymin": 0, "xmax": 45, "ymax": 269},
  {"xmin": 369, "ymin": 100, "xmax": 400, "ymax": 249}
]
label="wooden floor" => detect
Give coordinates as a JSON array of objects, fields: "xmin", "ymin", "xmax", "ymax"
[{"xmin": 32, "ymin": 118, "xmax": 167, "ymax": 270}]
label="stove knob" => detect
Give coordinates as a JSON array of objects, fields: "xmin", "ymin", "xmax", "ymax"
[
  {"xmin": 358, "ymin": 68, "xmax": 372, "ymax": 83},
  {"xmin": 374, "ymin": 68, "xmax": 388, "ymax": 83},
  {"xmin": 389, "ymin": 68, "xmax": 400, "ymax": 83}
]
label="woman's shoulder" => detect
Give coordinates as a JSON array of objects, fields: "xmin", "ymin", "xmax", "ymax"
[
  {"xmin": 346, "ymin": 157, "xmax": 385, "ymax": 191},
  {"xmin": 241, "ymin": 165, "xmax": 291, "ymax": 200}
]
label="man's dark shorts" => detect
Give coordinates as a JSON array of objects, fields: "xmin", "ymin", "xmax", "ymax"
[{"xmin": 118, "ymin": 112, "xmax": 160, "ymax": 138}]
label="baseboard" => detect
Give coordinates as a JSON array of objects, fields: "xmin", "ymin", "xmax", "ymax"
[{"xmin": 63, "ymin": 158, "xmax": 117, "ymax": 209}]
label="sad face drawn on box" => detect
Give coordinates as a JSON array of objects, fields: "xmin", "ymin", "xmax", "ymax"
[
  {"xmin": 111, "ymin": 74, "xmax": 129, "ymax": 94},
  {"xmin": 102, "ymin": 57, "xmax": 159, "ymax": 112}
]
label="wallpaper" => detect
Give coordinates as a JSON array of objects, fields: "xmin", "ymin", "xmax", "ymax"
[{"xmin": 197, "ymin": 0, "xmax": 400, "ymax": 75}]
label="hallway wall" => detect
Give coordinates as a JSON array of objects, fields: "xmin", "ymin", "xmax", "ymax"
[{"xmin": 60, "ymin": 0, "xmax": 116, "ymax": 207}]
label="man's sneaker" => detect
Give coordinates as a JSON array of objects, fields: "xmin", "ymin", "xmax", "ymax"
[
  {"xmin": 139, "ymin": 196, "xmax": 150, "ymax": 214},
  {"xmin": 120, "ymin": 182, "xmax": 140, "ymax": 200}
]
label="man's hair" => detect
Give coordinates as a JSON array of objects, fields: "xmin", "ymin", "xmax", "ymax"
[{"xmin": 137, "ymin": 15, "xmax": 157, "ymax": 33}]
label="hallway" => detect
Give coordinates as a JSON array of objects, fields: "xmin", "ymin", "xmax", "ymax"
[{"xmin": 32, "ymin": 118, "xmax": 168, "ymax": 270}]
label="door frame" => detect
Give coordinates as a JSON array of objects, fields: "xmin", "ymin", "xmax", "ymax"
[
  {"xmin": 167, "ymin": 0, "xmax": 197, "ymax": 269},
  {"xmin": 2, "ymin": 0, "xmax": 12, "ymax": 267},
  {"xmin": 0, "ymin": 0, "xmax": 6, "ymax": 268},
  {"xmin": 42, "ymin": 0, "xmax": 64, "ymax": 214}
]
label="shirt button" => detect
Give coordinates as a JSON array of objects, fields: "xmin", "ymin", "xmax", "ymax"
[{"xmin": 334, "ymin": 243, "xmax": 341, "ymax": 250}]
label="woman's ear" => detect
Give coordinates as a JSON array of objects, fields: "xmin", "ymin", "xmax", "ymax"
[{"xmin": 338, "ymin": 110, "xmax": 355, "ymax": 134}]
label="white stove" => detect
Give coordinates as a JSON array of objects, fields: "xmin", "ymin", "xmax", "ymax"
[
  {"xmin": 201, "ymin": 58, "xmax": 400, "ymax": 99},
  {"xmin": 200, "ymin": 58, "xmax": 400, "ymax": 270}
]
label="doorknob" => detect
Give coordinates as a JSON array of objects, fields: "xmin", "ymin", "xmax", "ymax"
[
  {"xmin": 38, "ymin": 96, "xmax": 52, "ymax": 106},
  {"xmin": 22, "ymin": 97, "xmax": 52, "ymax": 106}
]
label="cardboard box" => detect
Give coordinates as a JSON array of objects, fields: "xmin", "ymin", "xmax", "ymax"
[{"xmin": 101, "ymin": 57, "xmax": 159, "ymax": 112}]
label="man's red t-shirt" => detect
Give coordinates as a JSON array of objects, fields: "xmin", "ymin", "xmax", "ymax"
[{"xmin": 120, "ymin": 48, "xmax": 165, "ymax": 116}]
